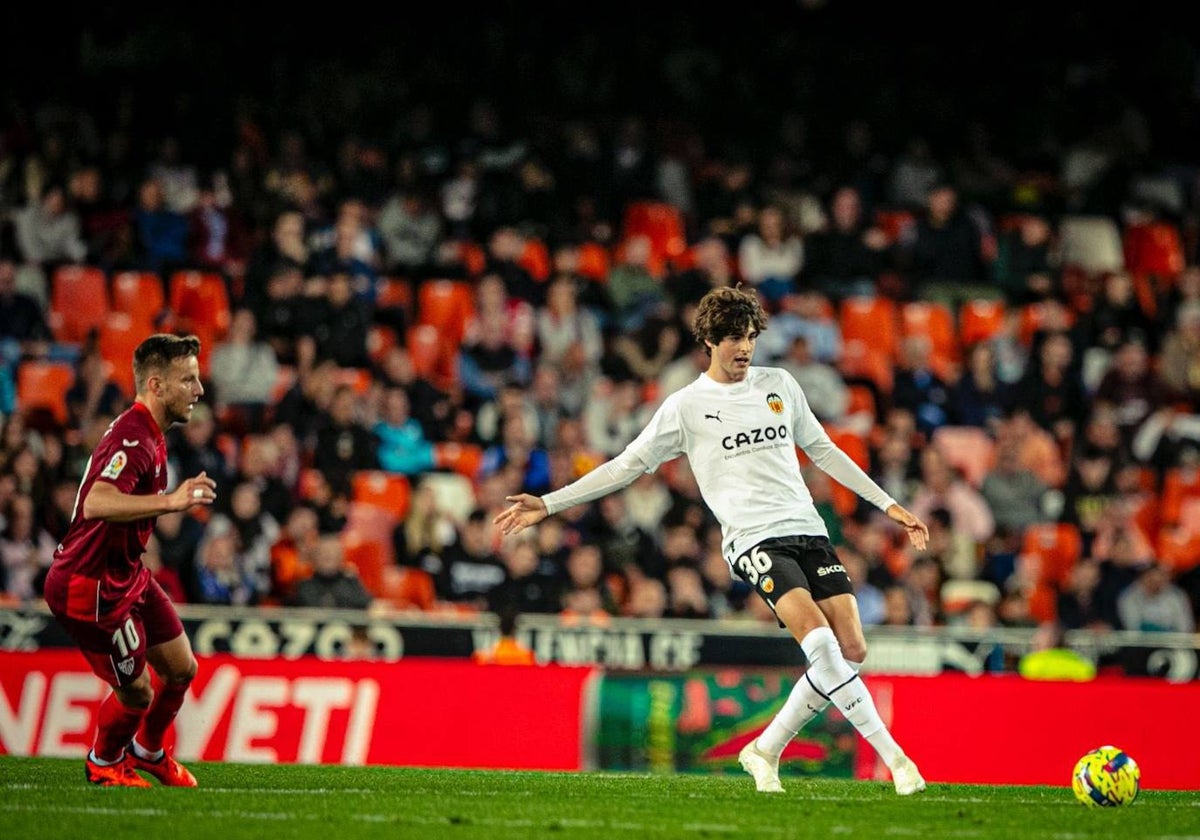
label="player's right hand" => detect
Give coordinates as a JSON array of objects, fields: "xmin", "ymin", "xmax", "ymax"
[
  {"xmin": 493, "ymin": 494, "xmax": 549, "ymax": 537},
  {"xmin": 174, "ymin": 471, "xmax": 218, "ymax": 511}
]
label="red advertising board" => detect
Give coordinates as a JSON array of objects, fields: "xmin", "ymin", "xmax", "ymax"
[
  {"xmin": 876, "ymin": 673, "xmax": 1200, "ymax": 790},
  {"xmin": 0, "ymin": 651, "xmax": 598, "ymax": 771}
]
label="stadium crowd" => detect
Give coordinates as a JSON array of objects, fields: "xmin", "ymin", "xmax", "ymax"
[{"xmin": 1, "ymin": 9, "xmax": 1199, "ymax": 647}]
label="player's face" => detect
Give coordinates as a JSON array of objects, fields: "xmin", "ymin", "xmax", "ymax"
[
  {"xmin": 154, "ymin": 355, "xmax": 205, "ymax": 427},
  {"xmin": 706, "ymin": 326, "xmax": 758, "ymax": 383}
]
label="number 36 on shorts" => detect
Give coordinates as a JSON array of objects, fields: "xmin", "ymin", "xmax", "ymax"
[{"xmin": 735, "ymin": 546, "xmax": 774, "ymax": 585}]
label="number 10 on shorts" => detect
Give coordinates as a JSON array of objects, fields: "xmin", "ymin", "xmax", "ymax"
[{"xmin": 111, "ymin": 617, "xmax": 141, "ymax": 657}]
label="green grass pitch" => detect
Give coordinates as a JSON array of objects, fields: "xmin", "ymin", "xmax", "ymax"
[{"xmin": 1, "ymin": 757, "xmax": 1196, "ymax": 840}]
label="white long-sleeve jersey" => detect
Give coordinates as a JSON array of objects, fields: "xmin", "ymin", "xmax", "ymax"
[{"xmin": 541, "ymin": 366, "xmax": 897, "ymax": 564}]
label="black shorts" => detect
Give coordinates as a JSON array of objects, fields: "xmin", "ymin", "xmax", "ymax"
[{"xmin": 731, "ymin": 535, "xmax": 853, "ymax": 614}]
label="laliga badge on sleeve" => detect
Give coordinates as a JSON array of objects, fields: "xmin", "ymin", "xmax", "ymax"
[{"xmin": 100, "ymin": 451, "xmax": 128, "ymax": 480}]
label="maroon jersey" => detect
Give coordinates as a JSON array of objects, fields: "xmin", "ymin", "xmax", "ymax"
[{"xmin": 49, "ymin": 401, "xmax": 167, "ymax": 622}]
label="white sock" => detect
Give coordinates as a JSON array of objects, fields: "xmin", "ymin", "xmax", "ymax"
[
  {"xmin": 131, "ymin": 739, "xmax": 164, "ymax": 762},
  {"xmin": 88, "ymin": 749, "xmax": 122, "ymax": 766},
  {"xmin": 757, "ymin": 658, "xmax": 862, "ymax": 757},
  {"xmin": 800, "ymin": 627, "xmax": 905, "ymax": 769}
]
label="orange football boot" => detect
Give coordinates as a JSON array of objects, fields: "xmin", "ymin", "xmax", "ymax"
[{"xmin": 85, "ymin": 755, "xmax": 152, "ymax": 788}]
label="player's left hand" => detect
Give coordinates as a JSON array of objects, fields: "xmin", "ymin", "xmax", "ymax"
[
  {"xmin": 173, "ymin": 471, "xmax": 218, "ymax": 511},
  {"xmin": 885, "ymin": 503, "xmax": 929, "ymax": 552}
]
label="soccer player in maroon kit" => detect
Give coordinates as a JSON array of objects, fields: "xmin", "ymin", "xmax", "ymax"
[{"xmin": 44, "ymin": 334, "xmax": 217, "ymax": 787}]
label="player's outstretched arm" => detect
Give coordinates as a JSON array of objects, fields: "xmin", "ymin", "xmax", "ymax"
[
  {"xmin": 886, "ymin": 503, "xmax": 929, "ymax": 551},
  {"xmin": 83, "ymin": 471, "xmax": 217, "ymax": 522},
  {"xmin": 493, "ymin": 494, "xmax": 549, "ymax": 537}
]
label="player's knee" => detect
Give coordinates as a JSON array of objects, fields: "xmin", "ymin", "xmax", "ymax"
[
  {"xmin": 117, "ymin": 679, "xmax": 154, "ymax": 709},
  {"xmin": 841, "ymin": 639, "xmax": 868, "ymax": 664},
  {"xmin": 165, "ymin": 656, "xmax": 198, "ymax": 686}
]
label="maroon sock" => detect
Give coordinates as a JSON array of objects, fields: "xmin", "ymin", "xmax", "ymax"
[
  {"xmin": 137, "ymin": 680, "xmax": 189, "ymax": 753},
  {"xmin": 93, "ymin": 692, "xmax": 147, "ymax": 762}
]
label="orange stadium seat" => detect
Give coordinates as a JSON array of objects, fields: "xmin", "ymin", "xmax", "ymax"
[
  {"xmin": 17, "ymin": 360, "xmax": 75, "ymax": 426},
  {"xmin": 576, "ymin": 241, "xmax": 611, "ymax": 283},
  {"xmin": 455, "ymin": 240, "xmax": 488, "ymax": 277},
  {"xmin": 1123, "ymin": 220, "xmax": 1185, "ymax": 280},
  {"xmin": 519, "ymin": 236, "xmax": 552, "ymax": 283},
  {"xmin": 1160, "ymin": 466, "xmax": 1200, "ymax": 527},
  {"xmin": 900, "ymin": 300, "xmax": 960, "ymax": 376},
  {"xmin": 406, "ymin": 323, "xmax": 456, "ymax": 388},
  {"xmin": 375, "ymin": 277, "xmax": 414, "ymax": 321},
  {"xmin": 416, "ymin": 279, "xmax": 474, "ymax": 346},
  {"xmin": 378, "ymin": 565, "xmax": 435, "ymax": 611},
  {"xmin": 839, "ymin": 296, "xmax": 899, "ymax": 362},
  {"xmin": 838, "ymin": 339, "xmax": 894, "ymax": 395},
  {"xmin": 168, "ymin": 271, "xmax": 231, "ymax": 375},
  {"xmin": 111, "ymin": 270, "xmax": 166, "ymax": 331},
  {"xmin": 340, "ymin": 534, "xmax": 390, "ymax": 598},
  {"xmin": 48, "ymin": 264, "xmax": 109, "ymax": 344},
  {"xmin": 367, "ymin": 324, "xmax": 399, "ymax": 365},
  {"xmin": 1021, "ymin": 522, "xmax": 1083, "ymax": 588},
  {"xmin": 97, "ymin": 313, "xmax": 143, "ymax": 398},
  {"xmin": 958, "ymin": 298, "xmax": 1007, "ymax": 347},
  {"xmin": 351, "ymin": 470, "xmax": 412, "ymax": 520},
  {"xmin": 434, "ymin": 442, "xmax": 484, "ymax": 482},
  {"xmin": 621, "ymin": 200, "xmax": 687, "ymax": 265}
]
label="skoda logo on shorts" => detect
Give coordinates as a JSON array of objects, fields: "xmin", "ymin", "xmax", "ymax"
[
  {"xmin": 766, "ymin": 392, "xmax": 784, "ymax": 414},
  {"xmin": 760, "ymin": 575, "xmax": 775, "ymax": 594}
]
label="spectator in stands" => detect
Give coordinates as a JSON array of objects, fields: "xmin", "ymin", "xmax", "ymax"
[
  {"xmin": 801, "ymin": 184, "xmax": 887, "ymax": 300},
  {"xmin": 1159, "ymin": 301, "xmax": 1200, "ymax": 410},
  {"xmin": 484, "ymin": 225, "xmax": 541, "ymax": 306},
  {"xmin": 591, "ymin": 491, "xmax": 662, "ymax": 582},
  {"xmin": 951, "ymin": 341, "xmax": 1009, "ymax": 430},
  {"xmin": 166, "ymin": 402, "xmax": 233, "ymax": 493},
  {"xmin": 622, "ymin": 471, "xmax": 674, "ymax": 538},
  {"xmin": 880, "ymin": 585, "xmax": 915, "ymax": 626},
  {"xmin": 377, "ymin": 186, "xmax": 443, "ymax": 277},
  {"xmin": 536, "ymin": 276, "xmax": 603, "ymax": 372},
  {"xmin": 0, "ymin": 254, "xmax": 50, "ymax": 358},
  {"xmin": 560, "ymin": 542, "xmax": 619, "ymax": 617},
  {"xmin": 1010, "ymin": 330, "xmax": 1086, "ymax": 446},
  {"xmin": 313, "ymin": 385, "xmax": 379, "ymax": 494},
  {"xmin": 373, "ymin": 345, "xmax": 456, "ymax": 442},
  {"xmin": 0, "ymin": 494, "xmax": 54, "ymax": 600},
  {"xmin": 311, "ymin": 272, "xmax": 372, "ymax": 369},
  {"xmin": 871, "ymin": 431, "xmax": 921, "ymax": 507},
  {"xmin": 909, "ymin": 446, "xmax": 995, "ymax": 545},
  {"xmin": 1094, "ymin": 339, "xmax": 1173, "ymax": 448},
  {"xmin": 201, "ymin": 480, "xmax": 280, "ymax": 604},
  {"xmin": 435, "ymin": 508, "xmax": 507, "ymax": 608},
  {"xmin": 253, "ymin": 259, "xmax": 311, "ymax": 367},
  {"xmin": 306, "ymin": 201, "xmax": 381, "ymax": 305},
  {"xmin": 268, "ymin": 503, "xmax": 319, "ymax": 605},
  {"xmin": 192, "ymin": 532, "xmax": 257, "ymax": 606},
  {"xmin": 290, "ymin": 535, "xmax": 373, "ymax": 610},
  {"xmin": 65, "ymin": 347, "xmax": 128, "ymax": 430},
  {"xmin": 373, "ymin": 386, "xmax": 436, "ymax": 477},
  {"xmin": 12, "ymin": 182, "xmax": 88, "ymax": 268},
  {"xmin": 479, "ymin": 413, "xmax": 551, "ymax": 497},
  {"xmin": 458, "ymin": 312, "xmax": 532, "ymax": 408},
  {"xmin": 227, "ymin": 433, "xmax": 295, "ymax": 528},
  {"xmin": 1056, "ymin": 558, "xmax": 1109, "ymax": 631},
  {"xmin": 992, "ymin": 213, "xmax": 1055, "ymax": 305},
  {"xmin": 665, "ymin": 234, "xmax": 735, "ymax": 312},
  {"xmin": 487, "ymin": 534, "xmax": 561, "ymax": 615},
  {"xmin": 665, "ymin": 564, "xmax": 712, "ymax": 619},
  {"xmin": 187, "ymin": 172, "xmax": 246, "ymax": 277},
  {"xmin": 1081, "ymin": 271, "xmax": 1158, "ymax": 367},
  {"xmin": 583, "ymin": 377, "xmax": 645, "ymax": 458},
  {"xmin": 393, "ymin": 481, "xmax": 456, "ymax": 575},
  {"xmin": 606, "ymin": 233, "xmax": 668, "ymax": 332},
  {"xmin": 1117, "ymin": 562, "xmax": 1195, "ymax": 633},
  {"xmin": 131, "ymin": 177, "xmax": 188, "ymax": 276},
  {"xmin": 1017, "ymin": 622, "xmax": 1096, "ymax": 681},
  {"xmin": 1061, "ymin": 445, "xmax": 1120, "ymax": 559},
  {"xmin": 609, "ymin": 313, "xmax": 682, "ymax": 384},
  {"xmin": 778, "ymin": 335, "xmax": 849, "ymax": 424},
  {"xmin": 980, "ymin": 418, "xmax": 1050, "ymax": 532},
  {"xmin": 892, "ymin": 335, "xmax": 952, "ymax": 439},
  {"xmin": 208, "ymin": 308, "xmax": 280, "ymax": 432},
  {"xmin": 243, "ymin": 210, "xmax": 309, "ymax": 314},
  {"xmin": 904, "ymin": 181, "xmax": 989, "ymax": 306},
  {"xmin": 737, "ymin": 204, "xmax": 804, "ymax": 309}
]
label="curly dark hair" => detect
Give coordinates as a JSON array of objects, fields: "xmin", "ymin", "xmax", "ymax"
[
  {"xmin": 690, "ymin": 285, "xmax": 768, "ymax": 354},
  {"xmin": 133, "ymin": 333, "xmax": 202, "ymax": 393}
]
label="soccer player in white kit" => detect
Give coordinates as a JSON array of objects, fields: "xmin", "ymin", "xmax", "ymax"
[{"xmin": 495, "ymin": 285, "xmax": 929, "ymax": 795}]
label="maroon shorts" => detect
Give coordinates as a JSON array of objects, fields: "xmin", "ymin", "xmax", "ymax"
[{"xmin": 45, "ymin": 575, "xmax": 184, "ymax": 688}]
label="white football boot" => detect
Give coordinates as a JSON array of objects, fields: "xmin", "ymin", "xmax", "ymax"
[
  {"xmin": 738, "ymin": 740, "xmax": 784, "ymax": 793},
  {"xmin": 891, "ymin": 756, "xmax": 927, "ymax": 795}
]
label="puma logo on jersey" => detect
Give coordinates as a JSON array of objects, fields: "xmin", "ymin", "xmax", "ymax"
[
  {"xmin": 704, "ymin": 411, "xmax": 721, "ymax": 422},
  {"xmin": 123, "ymin": 439, "xmax": 139, "ymax": 448}
]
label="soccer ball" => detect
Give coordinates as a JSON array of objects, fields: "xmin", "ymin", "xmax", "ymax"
[{"xmin": 1071, "ymin": 745, "xmax": 1141, "ymax": 807}]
